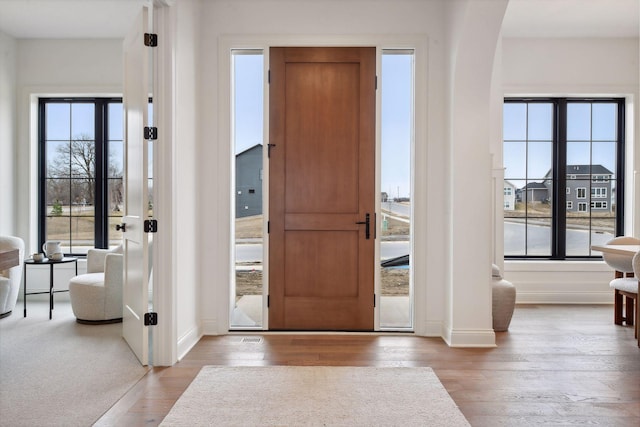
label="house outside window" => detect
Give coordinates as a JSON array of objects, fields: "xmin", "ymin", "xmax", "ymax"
[
  {"xmin": 560, "ymin": 167, "xmax": 612, "ymax": 212},
  {"xmin": 235, "ymin": 144, "xmax": 264, "ymax": 218},
  {"xmin": 503, "ymin": 180, "xmax": 516, "ymax": 211},
  {"xmin": 39, "ymin": 98, "xmax": 123, "ymax": 254},
  {"xmin": 503, "ymin": 98, "xmax": 624, "ymax": 258}
]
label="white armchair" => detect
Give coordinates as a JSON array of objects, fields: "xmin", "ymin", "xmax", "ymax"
[
  {"xmin": 0, "ymin": 236, "xmax": 25, "ymax": 318},
  {"xmin": 68, "ymin": 246, "xmax": 123, "ymax": 324}
]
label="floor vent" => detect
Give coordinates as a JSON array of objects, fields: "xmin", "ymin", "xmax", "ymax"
[{"xmin": 241, "ymin": 337, "xmax": 263, "ymax": 344}]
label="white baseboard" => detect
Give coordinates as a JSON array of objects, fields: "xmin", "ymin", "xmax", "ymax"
[
  {"xmin": 442, "ymin": 327, "xmax": 497, "ymax": 347},
  {"xmin": 418, "ymin": 320, "xmax": 443, "ymax": 337},
  {"xmin": 201, "ymin": 317, "xmax": 220, "ymax": 335},
  {"xmin": 516, "ymin": 291, "xmax": 612, "ymax": 304},
  {"xmin": 176, "ymin": 323, "xmax": 202, "ymax": 361},
  {"xmin": 505, "ymin": 260, "xmax": 615, "ymax": 304}
]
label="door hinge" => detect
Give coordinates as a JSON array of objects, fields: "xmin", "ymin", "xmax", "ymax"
[
  {"xmin": 375, "ymin": 75, "xmax": 378, "ymax": 90},
  {"xmin": 144, "ymin": 126, "xmax": 158, "ymax": 140},
  {"xmin": 267, "ymin": 295, "xmax": 270, "ymax": 307},
  {"xmin": 267, "ymin": 143, "xmax": 276, "ymax": 158},
  {"xmin": 267, "ymin": 220, "xmax": 270, "ymax": 234},
  {"xmin": 144, "ymin": 312, "xmax": 158, "ymax": 326},
  {"xmin": 144, "ymin": 33, "xmax": 158, "ymax": 47},
  {"xmin": 374, "ymin": 293, "xmax": 376, "ymax": 308},
  {"xmin": 144, "ymin": 219, "xmax": 158, "ymax": 233},
  {"xmin": 268, "ymin": 69, "xmax": 270, "ymax": 84}
]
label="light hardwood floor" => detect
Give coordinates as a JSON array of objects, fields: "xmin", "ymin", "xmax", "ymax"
[{"xmin": 97, "ymin": 305, "xmax": 640, "ymax": 426}]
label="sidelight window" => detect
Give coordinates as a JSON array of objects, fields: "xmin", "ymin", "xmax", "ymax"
[{"xmin": 231, "ymin": 49, "xmax": 265, "ymax": 329}]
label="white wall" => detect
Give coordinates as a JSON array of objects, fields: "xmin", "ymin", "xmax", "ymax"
[
  {"xmin": 502, "ymin": 37, "xmax": 640, "ymax": 303},
  {"xmin": 184, "ymin": 0, "xmax": 503, "ymax": 347},
  {"xmin": 197, "ymin": 0, "xmax": 452, "ymax": 339},
  {"xmin": 443, "ymin": 0, "xmax": 507, "ymax": 346},
  {"xmin": 503, "ymin": 38, "xmax": 638, "ymax": 93},
  {"xmin": 17, "ymin": 39, "xmax": 122, "ymax": 87},
  {"xmin": 172, "ymin": 0, "xmax": 202, "ymax": 360},
  {"xmin": 0, "ymin": 31, "xmax": 17, "ymax": 235},
  {"xmin": 199, "ymin": 0, "xmax": 452, "ymax": 342}
]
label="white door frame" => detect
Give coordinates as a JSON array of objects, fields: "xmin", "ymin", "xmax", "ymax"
[
  {"xmin": 217, "ymin": 34, "xmax": 428, "ymax": 334},
  {"xmin": 148, "ymin": 1, "xmax": 177, "ymax": 366}
]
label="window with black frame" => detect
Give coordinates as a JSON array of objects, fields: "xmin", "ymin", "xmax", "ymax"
[
  {"xmin": 503, "ymin": 98, "xmax": 624, "ymax": 259},
  {"xmin": 39, "ymin": 98, "xmax": 124, "ymax": 255}
]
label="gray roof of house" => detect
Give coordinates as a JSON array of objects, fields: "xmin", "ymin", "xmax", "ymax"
[
  {"xmin": 566, "ymin": 164, "xmax": 613, "ymax": 175},
  {"xmin": 236, "ymin": 143, "xmax": 263, "ymax": 157},
  {"xmin": 544, "ymin": 164, "xmax": 613, "ymax": 177},
  {"xmin": 521, "ymin": 182, "xmax": 547, "ymax": 190}
]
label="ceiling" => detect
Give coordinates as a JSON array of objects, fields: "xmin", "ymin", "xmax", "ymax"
[
  {"xmin": 0, "ymin": 0, "xmax": 147, "ymax": 39},
  {"xmin": 0, "ymin": 0, "xmax": 637, "ymax": 39}
]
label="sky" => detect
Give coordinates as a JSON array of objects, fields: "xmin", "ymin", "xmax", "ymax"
[
  {"xmin": 45, "ymin": 102, "xmax": 126, "ymax": 173},
  {"xmin": 233, "ymin": 51, "xmax": 413, "ymax": 199}
]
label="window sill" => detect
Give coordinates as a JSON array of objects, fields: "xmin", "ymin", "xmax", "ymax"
[{"xmin": 505, "ymin": 259, "xmax": 610, "ymax": 273}]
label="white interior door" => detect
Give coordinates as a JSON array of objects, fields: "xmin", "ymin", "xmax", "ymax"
[{"xmin": 122, "ymin": 6, "xmax": 151, "ymax": 365}]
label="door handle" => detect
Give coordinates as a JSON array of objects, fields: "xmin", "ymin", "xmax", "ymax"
[
  {"xmin": 356, "ymin": 213, "xmax": 370, "ymax": 239},
  {"xmin": 116, "ymin": 223, "xmax": 127, "ymax": 232}
]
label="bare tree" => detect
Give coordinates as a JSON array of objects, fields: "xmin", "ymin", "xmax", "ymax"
[
  {"xmin": 48, "ymin": 134, "xmax": 125, "ymax": 212},
  {"xmin": 50, "ymin": 134, "xmax": 96, "ymax": 205},
  {"xmin": 108, "ymin": 148, "xmax": 123, "ymax": 212}
]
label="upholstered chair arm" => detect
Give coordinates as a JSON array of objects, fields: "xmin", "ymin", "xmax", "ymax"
[
  {"xmin": 104, "ymin": 253, "xmax": 123, "ymax": 288},
  {"xmin": 0, "ymin": 236, "xmax": 25, "ymax": 316},
  {"xmin": 103, "ymin": 253, "xmax": 123, "ymax": 316},
  {"xmin": 633, "ymin": 251, "xmax": 640, "ymax": 278}
]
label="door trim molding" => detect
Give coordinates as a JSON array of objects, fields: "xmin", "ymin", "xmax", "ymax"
[{"xmin": 216, "ymin": 34, "xmax": 429, "ymax": 335}]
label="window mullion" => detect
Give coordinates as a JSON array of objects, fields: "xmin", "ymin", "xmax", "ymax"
[
  {"xmin": 616, "ymin": 101, "xmax": 625, "ymax": 236},
  {"xmin": 38, "ymin": 101, "xmax": 47, "ymax": 251},
  {"xmin": 552, "ymin": 99, "xmax": 567, "ymax": 259},
  {"xmin": 94, "ymin": 100, "xmax": 106, "ymax": 248}
]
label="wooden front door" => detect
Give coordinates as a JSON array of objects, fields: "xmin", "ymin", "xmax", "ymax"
[{"xmin": 269, "ymin": 47, "xmax": 375, "ymax": 330}]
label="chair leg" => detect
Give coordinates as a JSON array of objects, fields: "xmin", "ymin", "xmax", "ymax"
[
  {"xmin": 636, "ymin": 281, "xmax": 640, "ymax": 347},
  {"xmin": 635, "ymin": 295, "xmax": 639, "ymax": 342},
  {"xmin": 636, "ymin": 296, "xmax": 640, "ymax": 347},
  {"xmin": 614, "ymin": 289, "xmax": 623, "ymax": 325},
  {"xmin": 625, "ymin": 296, "xmax": 635, "ymax": 326}
]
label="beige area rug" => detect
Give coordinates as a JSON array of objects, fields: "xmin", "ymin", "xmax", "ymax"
[
  {"xmin": 160, "ymin": 366, "xmax": 470, "ymax": 426},
  {"xmin": 0, "ymin": 299, "xmax": 148, "ymax": 426}
]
